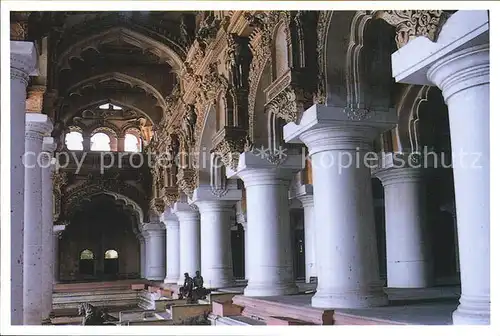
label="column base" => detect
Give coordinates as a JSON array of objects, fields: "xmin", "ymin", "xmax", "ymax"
[
  {"xmin": 205, "ymin": 280, "xmax": 235, "ymax": 289},
  {"xmin": 164, "ymin": 276, "xmax": 180, "ymax": 284},
  {"xmin": 311, "ymin": 287, "xmax": 388, "ymax": 309},
  {"xmin": 146, "ymin": 276, "xmax": 165, "ymax": 281},
  {"xmin": 244, "ymin": 282, "xmax": 298, "ymax": 297},
  {"xmin": 387, "ymin": 260, "xmax": 434, "ymax": 288},
  {"xmin": 452, "ymin": 295, "xmax": 490, "ymax": 325}
]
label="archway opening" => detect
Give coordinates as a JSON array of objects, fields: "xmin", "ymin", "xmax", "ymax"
[
  {"xmin": 65, "ymin": 131, "xmax": 84, "ymax": 151},
  {"xmin": 104, "ymin": 249, "xmax": 119, "ymax": 277},
  {"xmin": 79, "ymin": 249, "xmax": 95, "ymax": 278},
  {"xmin": 90, "ymin": 132, "xmax": 111, "ymax": 151},
  {"xmin": 124, "ymin": 133, "xmax": 141, "ymax": 152}
]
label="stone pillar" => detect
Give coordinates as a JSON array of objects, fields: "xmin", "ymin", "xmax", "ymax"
[
  {"xmin": 240, "ymin": 222, "xmax": 249, "ymax": 281},
  {"xmin": 24, "ymin": 113, "xmax": 53, "ymax": 324},
  {"xmin": 117, "ymin": 137, "xmax": 125, "ymax": 152},
  {"xmin": 162, "ymin": 208, "xmax": 180, "ymax": 284},
  {"xmin": 41, "ymin": 137, "xmax": 56, "ymax": 322},
  {"xmin": 142, "ymin": 223, "xmax": 166, "ymax": 281},
  {"xmin": 375, "ymin": 166, "xmax": 433, "ymax": 288},
  {"xmin": 428, "ymin": 46, "xmax": 490, "ymax": 324},
  {"xmin": 284, "ymin": 105, "xmax": 395, "ymax": 308},
  {"xmin": 173, "ymin": 201, "xmax": 201, "ymax": 284},
  {"xmin": 82, "ymin": 134, "xmax": 91, "ymax": 151},
  {"xmin": 227, "ymin": 152, "xmax": 301, "ymax": 296},
  {"xmin": 52, "ymin": 225, "xmax": 66, "ymax": 284},
  {"xmin": 11, "ymin": 41, "xmax": 37, "ymax": 325},
  {"xmin": 391, "ymin": 11, "xmax": 490, "ymax": 324},
  {"xmin": 109, "ymin": 136, "xmax": 118, "ymax": 151},
  {"xmin": 192, "ymin": 185, "xmax": 241, "ymax": 288},
  {"xmin": 138, "ymin": 235, "xmax": 146, "ymax": 279},
  {"xmin": 294, "ymin": 184, "xmax": 317, "ymax": 283}
]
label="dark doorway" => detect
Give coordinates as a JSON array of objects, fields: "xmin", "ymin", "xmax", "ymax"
[
  {"xmin": 293, "ymin": 228, "xmax": 306, "ymax": 281},
  {"xmin": 103, "ymin": 249, "xmax": 119, "ymax": 278},
  {"xmin": 79, "ymin": 249, "xmax": 95, "ymax": 278},
  {"xmin": 231, "ymin": 225, "xmax": 245, "ymax": 280}
]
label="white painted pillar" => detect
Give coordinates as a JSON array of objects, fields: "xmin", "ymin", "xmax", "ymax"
[
  {"xmin": 295, "ymin": 185, "xmax": 317, "ymax": 283},
  {"xmin": 227, "ymin": 152, "xmax": 301, "ymax": 296},
  {"xmin": 10, "ymin": 41, "xmax": 37, "ymax": 325},
  {"xmin": 240, "ymin": 222, "xmax": 249, "ymax": 281},
  {"xmin": 41, "ymin": 137, "xmax": 56, "ymax": 322},
  {"xmin": 284, "ymin": 106, "xmax": 394, "ymax": 308},
  {"xmin": 138, "ymin": 236, "xmax": 146, "ymax": 279},
  {"xmin": 142, "ymin": 223, "xmax": 166, "ymax": 281},
  {"xmin": 375, "ymin": 167, "xmax": 433, "ymax": 288},
  {"xmin": 192, "ymin": 185, "xmax": 241, "ymax": 288},
  {"xmin": 52, "ymin": 225, "xmax": 65, "ymax": 284},
  {"xmin": 427, "ymin": 44, "xmax": 490, "ymax": 325},
  {"xmin": 173, "ymin": 202, "xmax": 200, "ymax": 284},
  {"xmin": 24, "ymin": 113, "xmax": 53, "ymax": 325},
  {"xmin": 163, "ymin": 208, "xmax": 180, "ymax": 284}
]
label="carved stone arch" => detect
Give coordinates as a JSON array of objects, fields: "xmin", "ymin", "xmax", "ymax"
[
  {"xmin": 195, "ymin": 103, "xmax": 216, "ymax": 186},
  {"xmin": 344, "ymin": 11, "xmax": 397, "ymax": 114},
  {"xmin": 67, "ymin": 72, "xmax": 169, "ymax": 113},
  {"xmin": 67, "ymin": 125, "xmax": 83, "ymax": 134},
  {"xmin": 56, "ymin": 26, "xmax": 184, "ymax": 74},
  {"xmin": 62, "ymin": 94, "xmax": 161, "ymax": 126},
  {"xmin": 63, "ymin": 180, "xmax": 149, "ymax": 222},
  {"xmin": 88, "ymin": 124, "xmax": 120, "ymax": 139},
  {"xmin": 122, "ymin": 125, "xmax": 142, "ymax": 139}
]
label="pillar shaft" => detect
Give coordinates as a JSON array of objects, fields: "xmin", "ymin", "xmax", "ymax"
[
  {"xmin": 163, "ymin": 209, "xmax": 180, "ymax": 284},
  {"xmin": 296, "ymin": 186, "xmax": 316, "ymax": 283},
  {"xmin": 195, "ymin": 201, "xmax": 235, "ymax": 288},
  {"xmin": 173, "ymin": 203, "xmax": 200, "ymax": 284},
  {"xmin": 284, "ymin": 106, "xmax": 394, "ymax": 308},
  {"xmin": 427, "ymin": 44, "xmax": 490, "ymax": 325},
  {"xmin": 41, "ymin": 138, "xmax": 56, "ymax": 321},
  {"xmin": 142, "ymin": 224, "xmax": 166, "ymax": 281},
  {"xmin": 24, "ymin": 114, "xmax": 53, "ymax": 324},
  {"xmin": 138, "ymin": 237, "xmax": 146, "ymax": 278},
  {"xmin": 11, "ymin": 41, "xmax": 37, "ymax": 325},
  {"xmin": 376, "ymin": 168, "xmax": 433, "ymax": 288}
]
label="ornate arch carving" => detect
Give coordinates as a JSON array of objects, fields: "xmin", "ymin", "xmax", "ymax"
[
  {"xmin": 67, "ymin": 72, "xmax": 169, "ymax": 113},
  {"xmin": 56, "ymin": 26, "xmax": 184, "ymax": 73},
  {"xmin": 89, "ymin": 125, "xmax": 118, "ymax": 138}
]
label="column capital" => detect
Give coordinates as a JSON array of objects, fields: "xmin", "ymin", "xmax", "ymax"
[
  {"xmin": 42, "ymin": 137, "xmax": 57, "ymax": 153},
  {"xmin": 375, "ymin": 167, "xmax": 426, "ymax": 187},
  {"xmin": 11, "ymin": 41, "xmax": 38, "ymax": 84},
  {"xmin": 142, "ymin": 222, "xmax": 165, "ymax": 234},
  {"xmin": 194, "ymin": 199, "xmax": 236, "ymax": 214},
  {"xmin": 191, "ymin": 184, "xmax": 242, "ymax": 203},
  {"xmin": 427, "ymin": 44, "xmax": 489, "ymax": 102},
  {"xmin": 172, "ymin": 201, "xmax": 200, "ymax": 222},
  {"xmin": 26, "ymin": 114, "xmax": 53, "ymax": 141},
  {"xmin": 227, "ymin": 152, "xmax": 303, "ymax": 187},
  {"xmin": 283, "ymin": 105, "xmax": 396, "ymax": 154},
  {"xmin": 293, "ymin": 184, "xmax": 314, "ymax": 208}
]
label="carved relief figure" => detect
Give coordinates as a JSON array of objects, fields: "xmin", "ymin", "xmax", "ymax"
[{"xmin": 181, "ymin": 104, "xmax": 197, "ymax": 146}]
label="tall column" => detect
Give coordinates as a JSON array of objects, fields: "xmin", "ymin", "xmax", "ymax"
[
  {"xmin": 41, "ymin": 137, "xmax": 56, "ymax": 322},
  {"xmin": 284, "ymin": 105, "xmax": 394, "ymax": 308},
  {"xmin": 52, "ymin": 225, "xmax": 65, "ymax": 284},
  {"xmin": 427, "ymin": 45, "xmax": 490, "ymax": 325},
  {"xmin": 163, "ymin": 208, "xmax": 180, "ymax": 284},
  {"xmin": 24, "ymin": 113, "xmax": 53, "ymax": 324},
  {"xmin": 11, "ymin": 41, "xmax": 37, "ymax": 325},
  {"xmin": 227, "ymin": 152, "xmax": 301, "ymax": 296},
  {"xmin": 173, "ymin": 201, "xmax": 201, "ymax": 284},
  {"xmin": 142, "ymin": 223, "xmax": 166, "ymax": 281},
  {"xmin": 375, "ymin": 166, "xmax": 433, "ymax": 288},
  {"xmin": 192, "ymin": 185, "xmax": 241, "ymax": 288},
  {"xmin": 138, "ymin": 235, "xmax": 146, "ymax": 278},
  {"xmin": 391, "ymin": 12, "xmax": 490, "ymax": 323},
  {"xmin": 294, "ymin": 184, "xmax": 317, "ymax": 283}
]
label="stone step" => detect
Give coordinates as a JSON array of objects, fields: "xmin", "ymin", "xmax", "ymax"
[{"xmin": 232, "ymin": 295, "xmax": 334, "ymax": 325}]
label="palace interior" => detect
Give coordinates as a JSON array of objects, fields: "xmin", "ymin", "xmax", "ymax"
[{"xmin": 8, "ymin": 10, "xmax": 490, "ymax": 326}]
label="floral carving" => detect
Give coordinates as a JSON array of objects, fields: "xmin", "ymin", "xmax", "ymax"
[
  {"xmin": 162, "ymin": 186, "xmax": 180, "ymax": 207},
  {"xmin": 176, "ymin": 168, "xmax": 197, "ymax": 197},
  {"xmin": 212, "ymin": 136, "xmax": 247, "ymax": 171},
  {"xmin": 374, "ymin": 10, "xmax": 451, "ymax": 49}
]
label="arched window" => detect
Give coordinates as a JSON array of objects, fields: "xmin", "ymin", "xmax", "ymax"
[
  {"xmin": 80, "ymin": 249, "xmax": 94, "ymax": 260},
  {"xmin": 99, "ymin": 103, "xmax": 122, "ymax": 110},
  {"xmin": 65, "ymin": 131, "xmax": 84, "ymax": 151},
  {"xmin": 90, "ymin": 132, "xmax": 111, "ymax": 151},
  {"xmin": 104, "ymin": 249, "xmax": 119, "ymax": 259},
  {"xmin": 124, "ymin": 133, "xmax": 141, "ymax": 152}
]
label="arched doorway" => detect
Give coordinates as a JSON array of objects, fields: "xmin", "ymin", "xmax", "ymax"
[
  {"xmin": 103, "ymin": 249, "xmax": 119, "ymax": 278},
  {"xmin": 79, "ymin": 249, "xmax": 95, "ymax": 278}
]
